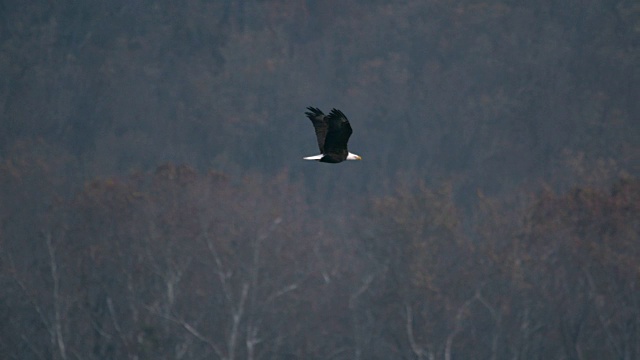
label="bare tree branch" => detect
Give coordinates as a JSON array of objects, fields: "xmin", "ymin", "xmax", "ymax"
[
  {"xmin": 349, "ymin": 274, "xmax": 375, "ymax": 309},
  {"xmin": 228, "ymin": 282, "xmax": 249, "ymax": 360},
  {"xmin": 44, "ymin": 231, "xmax": 67, "ymax": 360},
  {"xmin": 146, "ymin": 306, "xmax": 224, "ymax": 359},
  {"xmin": 444, "ymin": 295, "xmax": 476, "ymax": 360},
  {"xmin": 405, "ymin": 304, "xmax": 433, "ymax": 360}
]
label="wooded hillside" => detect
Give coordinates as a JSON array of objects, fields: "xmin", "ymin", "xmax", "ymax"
[{"xmin": 1, "ymin": 1, "xmax": 638, "ymax": 359}]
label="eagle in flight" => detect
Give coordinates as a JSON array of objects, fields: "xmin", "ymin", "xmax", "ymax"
[{"xmin": 303, "ymin": 107, "xmax": 362, "ymax": 163}]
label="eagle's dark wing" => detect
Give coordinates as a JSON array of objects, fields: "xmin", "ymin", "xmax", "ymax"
[
  {"xmin": 305, "ymin": 106, "xmax": 328, "ymax": 153},
  {"xmin": 323, "ymin": 108, "xmax": 352, "ymax": 159}
]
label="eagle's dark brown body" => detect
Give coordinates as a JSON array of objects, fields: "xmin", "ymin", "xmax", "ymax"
[{"xmin": 303, "ymin": 107, "xmax": 361, "ymax": 163}]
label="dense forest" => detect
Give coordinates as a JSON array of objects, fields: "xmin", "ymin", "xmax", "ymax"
[{"xmin": 1, "ymin": 0, "xmax": 639, "ymax": 359}]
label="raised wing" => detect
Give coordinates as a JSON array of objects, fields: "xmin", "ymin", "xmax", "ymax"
[
  {"xmin": 323, "ymin": 108, "xmax": 353, "ymax": 158},
  {"xmin": 305, "ymin": 106, "xmax": 328, "ymax": 153}
]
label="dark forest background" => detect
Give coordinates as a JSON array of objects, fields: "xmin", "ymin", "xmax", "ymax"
[{"xmin": 1, "ymin": 0, "xmax": 639, "ymax": 359}]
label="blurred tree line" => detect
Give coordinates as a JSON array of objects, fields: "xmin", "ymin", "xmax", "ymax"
[{"xmin": 1, "ymin": 0, "xmax": 639, "ymax": 359}]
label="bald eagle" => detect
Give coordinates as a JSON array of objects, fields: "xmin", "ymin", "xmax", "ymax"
[{"xmin": 303, "ymin": 107, "xmax": 362, "ymax": 163}]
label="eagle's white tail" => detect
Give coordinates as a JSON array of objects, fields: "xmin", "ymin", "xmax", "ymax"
[{"xmin": 303, "ymin": 154, "xmax": 324, "ymax": 160}]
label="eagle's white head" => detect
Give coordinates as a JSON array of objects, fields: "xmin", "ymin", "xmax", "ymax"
[{"xmin": 347, "ymin": 152, "xmax": 362, "ymax": 161}]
